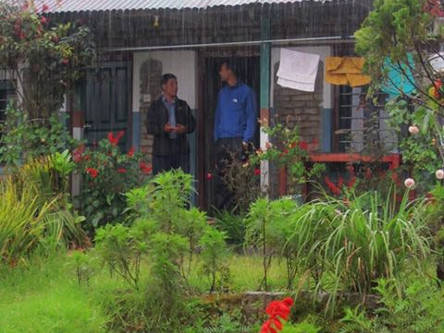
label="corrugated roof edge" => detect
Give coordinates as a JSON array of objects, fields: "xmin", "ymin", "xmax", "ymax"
[{"xmin": 5, "ymin": 0, "xmax": 334, "ymax": 14}]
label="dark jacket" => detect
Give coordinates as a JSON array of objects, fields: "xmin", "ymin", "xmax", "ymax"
[{"xmin": 146, "ymin": 96, "xmax": 196, "ymax": 156}]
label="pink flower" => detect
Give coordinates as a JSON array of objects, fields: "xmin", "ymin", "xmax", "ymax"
[
  {"xmin": 61, "ymin": 58, "xmax": 69, "ymax": 65},
  {"xmin": 206, "ymin": 172, "xmax": 213, "ymax": 180},
  {"xmin": 40, "ymin": 16, "xmax": 48, "ymax": 25},
  {"xmin": 408, "ymin": 125, "xmax": 419, "ymax": 135},
  {"xmin": 41, "ymin": 4, "xmax": 49, "ymax": 12},
  {"xmin": 404, "ymin": 178, "xmax": 416, "ymax": 189},
  {"xmin": 436, "ymin": 169, "xmax": 444, "ymax": 180}
]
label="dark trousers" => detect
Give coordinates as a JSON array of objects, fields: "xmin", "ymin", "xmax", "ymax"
[
  {"xmin": 213, "ymin": 137, "xmax": 243, "ymax": 210},
  {"xmin": 153, "ymin": 153, "xmax": 190, "ymax": 175}
]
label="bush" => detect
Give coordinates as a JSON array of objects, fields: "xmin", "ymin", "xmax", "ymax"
[{"xmin": 74, "ymin": 131, "xmax": 152, "ymax": 230}]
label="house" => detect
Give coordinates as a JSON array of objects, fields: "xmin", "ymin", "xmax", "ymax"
[{"xmin": 2, "ymin": 0, "xmax": 400, "ymax": 207}]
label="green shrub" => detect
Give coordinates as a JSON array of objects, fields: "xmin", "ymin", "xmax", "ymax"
[
  {"xmin": 214, "ymin": 208, "xmax": 246, "ymax": 249},
  {"xmin": 95, "ymin": 223, "xmax": 147, "ymax": 290},
  {"xmin": 0, "ymin": 177, "xmax": 52, "ymax": 265},
  {"xmin": 199, "ymin": 228, "xmax": 231, "ymax": 293},
  {"xmin": 340, "ymin": 277, "xmax": 444, "ymax": 333},
  {"xmin": 74, "ymin": 132, "xmax": 152, "ymax": 230}
]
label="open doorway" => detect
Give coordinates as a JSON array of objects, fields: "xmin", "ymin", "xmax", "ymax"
[{"xmin": 198, "ymin": 55, "xmax": 260, "ymax": 211}]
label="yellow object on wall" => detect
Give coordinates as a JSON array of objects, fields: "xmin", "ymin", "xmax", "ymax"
[{"xmin": 325, "ymin": 57, "xmax": 371, "ymax": 87}]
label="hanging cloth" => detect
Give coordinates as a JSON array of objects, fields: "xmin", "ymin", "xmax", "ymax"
[
  {"xmin": 277, "ymin": 49, "xmax": 320, "ymax": 92},
  {"xmin": 381, "ymin": 53, "xmax": 416, "ymax": 100},
  {"xmin": 325, "ymin": 57, "xmax": 371, "ymax": 87}
]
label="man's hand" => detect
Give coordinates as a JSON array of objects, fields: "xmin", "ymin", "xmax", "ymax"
[
  {"xmin": 175, "ymin": 124, "xmax": 187, "ymax": 134},
  {"xmin": 164, "ymin": 123, "xmax": 176, "ymax": 133}
]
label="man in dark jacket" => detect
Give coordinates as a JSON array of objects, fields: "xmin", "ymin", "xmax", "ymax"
[{"xmin": 146, "ymin": 73, "xmax": 196, "ymax": 174}]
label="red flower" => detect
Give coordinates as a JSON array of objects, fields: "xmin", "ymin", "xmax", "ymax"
[
  {"xmin": 40, "ymin": 16, "xmax": 48, "ymax": 25},
  {"xmin": 324, "ymin": 176, "xmax": 341, "ymax": 195},
  {"xmin": 261, "ymin": 297, "xmax": 294, "ymax": 333},
  {"xmin": 206, "ymin": 172, "xmax": 213, "ymax": 180},
  {"xmin": 61, "ymin": 58, "xmax": 69, "ymax": 65},
  {"xmin": 127, "ymin": 146, "xmax": 135, "ymax": 157},
  {"xmin": 254, "ymin": 168, "xmax": 261, "ymax": 176},
  {"xmin": 86, "ymin": 167, "xmax": 98, "ymax": 178},
  {"xmin": 298, "ymin": 141, "xmax": 308, "ymax": 151},
  {"xmin": 117, "ymin": 168, "xmax": 127, "ymax": 174},
  {"xmin": 139, "ymin": 161, "xmax": 152, "ymax": 175},
  {"xmin": 107, "ymin": 131, "xmax": 125, "ymax": 146}
]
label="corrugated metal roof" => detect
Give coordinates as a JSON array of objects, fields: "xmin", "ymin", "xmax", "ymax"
[{"xmin": 7, "ymin": 0, "xmax": 332, "ymax": 13}]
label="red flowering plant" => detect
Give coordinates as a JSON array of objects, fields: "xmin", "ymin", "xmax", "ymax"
[
  {"xmin": 74, "ymin": 131, "xmax": 152, "ymax": 231},
  {"xmin": 252, "ymin": 122, "xmax": 325, "ymax": 195},
  {"xmin": 260, "ymin": 297, "xmax": 294, "ymax": 333},
  {"xmin": 0, "ymin": 1, "xmax": 95, "ymax": 120}
]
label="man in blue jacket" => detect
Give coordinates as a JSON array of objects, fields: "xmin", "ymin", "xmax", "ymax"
[{"xmin": 213, "ymin": 60, "xmax": 257, "ymax": 209}]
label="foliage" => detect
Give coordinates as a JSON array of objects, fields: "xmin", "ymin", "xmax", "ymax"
[
  {"xmin": 386, "ymin": 98, "xmax": 443, "ymax": 188},
  {"xmin": 281, "ymin": 321, "xmax": 321, "ymax": 333},
  {"xmin": 0, "ymin": 104, "xmax": 79, "ymax": 167},
  {"xmin": 74, "ymin": 131, "xmax": 152, "ymax": 230},
  {"xmin": 355, "ymin": 0, "xmax": 444, "ymax": 193},
  {"xmin": 0, "ymin": 177, "xmax": 52, "ymax": 265},
  {"xmin": 69, "ymin": 250, "xmax": 99, "ymax": 286},
  {"xmin": 321, "ymin": 191, "xmax": 430, "ymax": 312},
  {"xmin": 95, "ymin": 223, "xmax": 147, "ymax": 290},
  {"xmin": 213, "ymin": 208, "xmax": 246, "ymax": 249},
  {"xmin": 340, "ymin": 278, "xmax": 444, "ymax": 333},
  {"xmin": 254, "ymin": 123, "xmax": 325, "ymax": 194},
  {"xmin": 0, "ymin": 1, "xmax": 95, "ymax": 119},
  {"xmin": 199, "ymin": 228, "xmax": 230, "ymax": 293}
]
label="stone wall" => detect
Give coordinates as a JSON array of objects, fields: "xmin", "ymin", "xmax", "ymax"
[
  {"xmin": 273, "ymin": 61, "xmax": 323, "ymax": 144},
  {"xmin": 138, "ymin": 58, "xmax": 163, "ymax": 160}
]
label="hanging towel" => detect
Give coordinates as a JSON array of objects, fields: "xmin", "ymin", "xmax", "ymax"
[
  {"xmin": 277, "ymin": 49, "xmax": 320, "ymax": 92},
  {"xmin": 325, "ymin": 57, "xmax": 371, "ymax": 87},
  {"xmin": 382, "ymin": 53, "xmax": 416, "ymax": 99}
]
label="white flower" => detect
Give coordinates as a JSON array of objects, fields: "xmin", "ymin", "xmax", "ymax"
[
  {"xmin": 408, "ymin": 125, "xmax": 419, "ymax": 135},
  {"xmin": 404, "ymin": 178, "xmax": 416, "ymax": 189},
  {"xmin": 436, "ymin": 169, "xmax": 444, "ymax": 180}
]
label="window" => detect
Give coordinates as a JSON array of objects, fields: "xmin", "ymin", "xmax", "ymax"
[{"xmin": 335, "ymin": 85, "xmax": 395, "ymax": 155}]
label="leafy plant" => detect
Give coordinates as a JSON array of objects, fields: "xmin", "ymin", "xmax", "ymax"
[
  {"xmin": 95, "ymin": 223, "xmax": 147, "ymax": 290},
  {"xmin": 0, "ymin": 105, "xmax": 79, "ymax": 167},
  {"xmin": 340, "ymin": 278, "xmax": 444, "ymax": 333},
  {"xmin": 0, "ymin": 1, "xmax": 95, "ymax": 119},
  {"xmin": 0, "ymin": 177, "xmax": 52, "ymax": 265},
  {"xmin": 199, "ymin": 228, "xmax": 230, "ymax": 293},
  {"xmin": 74, "ymin": 131, "xmax": 152, "ymax": 230},
  {"xmin": 254, "ymin": 123, "xmax": 325, "ymax": 195},
  {"xmin": 321, "ymin": 190, "xmax": 430, "ymax": 313},
  {"xmin": 213, "ymin": 208, "xmax": 246, "ymax": 249},
  {"xmin": 245, "ymin": 198, "xmax": 298, "ymax": 290}
]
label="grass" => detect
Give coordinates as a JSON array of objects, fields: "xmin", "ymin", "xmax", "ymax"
[
  {"xmin": 0, "ymin": 251, "xmax": 288, "ymax": 333},
  {"xmin": 0, "ymin": 254, "xmax": 109, "ymax": 333}
]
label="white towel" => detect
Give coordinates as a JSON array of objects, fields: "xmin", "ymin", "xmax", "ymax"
[{"xmin": 277, "ymin": 49, "xmax": 320, "ymax": 92}]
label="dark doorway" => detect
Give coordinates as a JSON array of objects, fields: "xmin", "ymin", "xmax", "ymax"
[
  {"xmin": 198, "ymin": 55, "xmax": 260, "ymax": 211},
  {"xmin": 78, "ymin": 62, "xmax": 132, "ymax": 152}
]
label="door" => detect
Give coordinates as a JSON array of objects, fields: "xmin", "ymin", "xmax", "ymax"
[
  {"xmin": 199, "ymin": 56, "xmax": 260, "ymax": 211},
  {"xmin": 82, "ymin": 62, "xmax": 132, "ymax": 151}
]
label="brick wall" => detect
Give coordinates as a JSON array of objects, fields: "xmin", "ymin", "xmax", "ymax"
[
  {"xmin": 273, "ymin": 61, "xmax": 323, "ymax": 144},
  {"xmin": 138, "ymin": 58, "xmax": 163, "ymax": 160}
]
